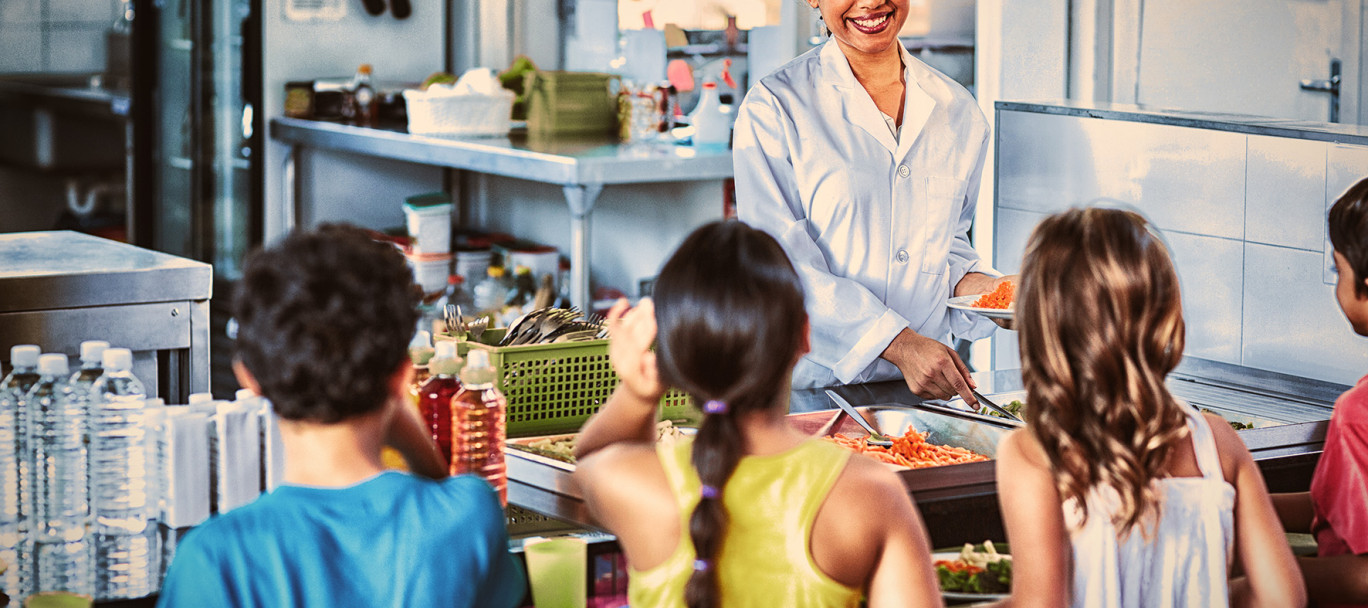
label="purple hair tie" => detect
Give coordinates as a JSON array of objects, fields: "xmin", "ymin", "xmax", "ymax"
[
  {"xmin": 700, "ymin": 484, "xmax": 720, "ymax": 500},
  {"xmin": 703, "ymin": 400, "xmax": 728, "ymax": 415},
  {"xmin": 693, "ymin": 559, "xmax": 711, "ymax": 572}
]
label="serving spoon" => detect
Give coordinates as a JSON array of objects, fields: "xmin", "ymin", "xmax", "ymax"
[{"xmin": 825, "ymin": 390, "xmax": 893, "ymax": 447}]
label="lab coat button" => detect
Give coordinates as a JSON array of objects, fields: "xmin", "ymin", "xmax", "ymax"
[
  {"xmin": 895, "ymin": 249, "xmax": 910, "ymax": 263},
  {"xmin": 898, "ymin": 165, "xmax": 911, "ymax": 178}
]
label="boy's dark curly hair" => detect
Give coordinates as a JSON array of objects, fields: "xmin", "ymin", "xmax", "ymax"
[
  {"xmin": 1330, "ymin": 177, "xmax": 1368, "ymax": 298},
  {"xmin": 233, "ymin": 223, "xmax": 420, "ymax": 423}
]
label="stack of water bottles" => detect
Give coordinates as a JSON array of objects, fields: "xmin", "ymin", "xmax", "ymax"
[{"xmin": 0, "ymin": 341, "xmax": 285, "ymax": 603}]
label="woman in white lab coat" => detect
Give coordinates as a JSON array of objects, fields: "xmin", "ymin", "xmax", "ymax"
[{"xmin": 734, "ymin": 0, "xmax": 1011, "ymax": 400}]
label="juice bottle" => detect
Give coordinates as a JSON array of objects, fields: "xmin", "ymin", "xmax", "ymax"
[
  {"xmin": 417, "ymin": 341, "xmax": 463, "ymax": 466},
  {"xmin": 451, "ymin": 349, "xmax": 507, "ymax": 505}
]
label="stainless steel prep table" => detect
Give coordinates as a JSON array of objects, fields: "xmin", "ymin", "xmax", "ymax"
[
  {"xmin": 507, "ymin": 357, "xmax": 1344, "ymax": 548},
  {"xmin": 0, "ymin": 231, "xmax": 212, "ymax": 402},
  {"xmin": 269, "ymin": 117, "xmax": 735, "ymax": 310}
]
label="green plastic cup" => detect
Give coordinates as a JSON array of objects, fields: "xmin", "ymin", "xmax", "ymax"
[
  {"xmin": 24, "ymin": 592, "xmax": 94, "ymax": 608},
  {"xmin": 523, "ymin": 536, "xmax": 587, "ymax": 608}
]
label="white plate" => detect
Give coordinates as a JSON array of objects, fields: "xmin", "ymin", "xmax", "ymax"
[
  {"xmin": 932, "ymin": 551, "xmax": 1011, "ymax": 601},
  {"xmin": 947, "ymin": 295, "xmax": 1014, "ymax": 320}
]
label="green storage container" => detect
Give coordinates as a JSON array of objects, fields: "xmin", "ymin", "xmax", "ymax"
[
  {"xmin": 524, "ymin": 71, "xmax": 619, "ymax": 136},
  {"xmin": 446, "ymin": 329, "xmax": 693, "ymax": 436}
]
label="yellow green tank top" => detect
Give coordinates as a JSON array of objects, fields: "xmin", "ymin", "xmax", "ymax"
[{"xmin": 627, "ymin": 436, "xmax": 862, "ymax": 608}]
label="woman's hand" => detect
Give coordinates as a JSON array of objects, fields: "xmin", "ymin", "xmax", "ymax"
[
  {"xmin": 606, "ymin": 297, "xmax": 665, "ymax": 402},
  {"xmin": 881, "ymin": 328, "xmax": 977, "ymax": 406}
]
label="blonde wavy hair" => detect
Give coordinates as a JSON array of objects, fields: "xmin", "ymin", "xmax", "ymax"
[{"xmin": 1017, "ymin": 207, "xmax": 1190, "ymax": 536}]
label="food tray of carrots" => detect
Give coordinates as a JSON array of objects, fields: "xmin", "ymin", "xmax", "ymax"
[{"xmin": 824, "ymin": 429, "xmax": 990, "ymax": 469}]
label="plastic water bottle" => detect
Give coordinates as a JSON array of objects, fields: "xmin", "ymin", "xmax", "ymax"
[
  {"xmin": 418, "ymin": 341, "xmax": 464, "ymax": 466},
  {"xmin": 1, "ymin": 344, "xmax": 41, "ymax": 598},
  {"xmin": 29, "ymin": 353, "xmax": 92, "ymax": 594},
  {"xmin": 451, "ymin": 349, "xmax": 507, "ymax": 505},
  {"xmin": 89, "ymin": 348, "xmax": 152, "ymax": 599},
  {"xmin": 68, "ymin": 340, "xmax": 110, "ymax": 395},
  {"xmin": 89, "ymin": 348, "xmax": 148, "ymax": 534}
]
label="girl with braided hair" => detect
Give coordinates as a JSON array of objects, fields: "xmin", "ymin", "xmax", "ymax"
[{"xmin": 574, "ymin": 221, "xmax": 941, "ymax": 608}]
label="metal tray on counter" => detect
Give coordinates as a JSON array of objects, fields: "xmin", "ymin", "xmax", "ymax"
[
  {"xmin": 939, "ymin": 389, "xmax": 1293, "ymax": 432},
  {"xmin": 507, "ymin": 405, "xmax": 1014, "ymax": 506},
  {"xmin": 788, "ymin": 405, "xmax": 1010, "ymax": 502}
]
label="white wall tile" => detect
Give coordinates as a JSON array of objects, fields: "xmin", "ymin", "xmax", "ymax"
[
  {"xmin": 0, "ymin": 27, "xmax": 43, "ymax": 71},
  {"xmin": 0, "ymin": 0, "xmax": 42, "ymax": 24},
  {"xmin": 45, "ymin": 26, "xmax": 105, "ymax": 72},
  {"xmin": 1246, "ymin": 136, "xmax": 1325, "ymax": 251},
  {"xmin": 46, "ymin": 0, "xmax": 118, "ymax": 23},
  {"xmin": 1243, "ymin": 243, "xmax": 1368, "ymax": 386}
]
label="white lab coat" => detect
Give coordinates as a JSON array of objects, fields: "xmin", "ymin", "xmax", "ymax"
[{"xmin": 734, "ymin": 39, "xmax": 998, "ymax": 389}]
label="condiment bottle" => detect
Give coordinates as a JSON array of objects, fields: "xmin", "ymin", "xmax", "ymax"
[
  {"xmin": 351, "ymin": 64, "xmax": 377, "ymax": 127},
  {"xmin": 417, "ymin": 341, "xmax": 463, "ymax": 466},
  {"xmin": 451, "ymin": 349, "xmax": 507, "ymax": 505}
]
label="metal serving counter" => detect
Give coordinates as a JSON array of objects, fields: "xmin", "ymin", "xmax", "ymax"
[
  {"xmin": 269, "ymin": 117, "xmax": 735, "ymax": 310},
  {"xmin": 0, "ymin": 231, "xmax": 212, "ymax": 402},
  {"xmin": 508, "ymin": 358, "xmax": 1343, "ymax": 548}
]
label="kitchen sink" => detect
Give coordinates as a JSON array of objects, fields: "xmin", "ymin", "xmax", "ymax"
[{"xmin": 0, "ymin": 72, "xmax": 127, "ymax": 171}]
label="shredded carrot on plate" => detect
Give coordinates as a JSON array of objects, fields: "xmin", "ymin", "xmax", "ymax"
[{"xmin": 972, "ymin": 282, "xmax": 1015, "ymax": 309}]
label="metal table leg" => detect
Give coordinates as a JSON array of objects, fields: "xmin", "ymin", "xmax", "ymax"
[
  {"xmin": 283, "ymin": 144, "xmax": 300, "ymax": 232},
  {"xmin": 562, "ymin": 183, "xmax": 604, "ymax": 311}
]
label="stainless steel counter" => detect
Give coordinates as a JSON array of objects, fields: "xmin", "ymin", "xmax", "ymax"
[
  {"xmin": 0, "ymin": 231, "xmax": 212, "ymax": 402},
  {"xmin": 508, "ymin": 358, "xmax": 1343, "ymax": 547},
  {"xmin": 998, "ymin": 100, "xmax": 1368, "ymax": 146},
  {"xmin": 269, "ymin": 117, "xmax": 735, "ymax": 309}
]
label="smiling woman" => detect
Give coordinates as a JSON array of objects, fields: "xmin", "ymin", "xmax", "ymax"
[{"xmin": 734, "ymin": 0, "xmax": 1014, "ymax": 399}]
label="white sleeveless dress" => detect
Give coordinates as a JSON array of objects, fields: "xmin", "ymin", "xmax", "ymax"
[{"xmin": 1065, "ymin": 402, "xmax": 1236, "ymax": 608}]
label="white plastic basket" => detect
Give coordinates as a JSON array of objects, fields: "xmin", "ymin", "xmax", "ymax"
[{"xmin": 402, "ymin": 88, "xmax": 515, "ymax": 137}]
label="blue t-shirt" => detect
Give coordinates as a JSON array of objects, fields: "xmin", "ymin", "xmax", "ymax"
[{"xmin": 158, "ymin": 472, "xmax": 524, "ymax": 608}]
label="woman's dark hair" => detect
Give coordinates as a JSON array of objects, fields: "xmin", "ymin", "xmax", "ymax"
[
  {"xmin": 652, "ymin": 220, "xmax": 807, "ymax": 608},
  {"xmin": 233, "ymin": 223, "xmax": 420, "ymax": 423},
  {"xmin": 1329, "ymin": 177, "xmax": 1368, "ymax": 298}
]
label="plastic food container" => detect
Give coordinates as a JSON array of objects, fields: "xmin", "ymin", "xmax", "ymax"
[
  {"xmin": 402, "ymin": 88, "xmax": 515, "ymax": 137},
  {"xmin": 404, "ymin": 194, "xmax": 453, "ymax": 255},
  {"xmin": 407, "ymin": 252, "xmax": 452, "ymax": 295}
]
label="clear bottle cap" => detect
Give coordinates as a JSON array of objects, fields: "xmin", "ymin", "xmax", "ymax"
[
  {"xmin": 102, "ymin": 347, "xmax": 134, "ymax": 371},
  {"xmin": 38, "ymin": 353, "xmax": 69, "ymax": 376},
  {"xmin": 188, "ymin": 392, "xmax": 214, "ymax": 405},
  {"xmin": 10, "ymin": 345, "xmax": 39, "ymax": 368},
  {"xmin": 80, "ymin": 340, "xmax": 111, "ymax": 363}
]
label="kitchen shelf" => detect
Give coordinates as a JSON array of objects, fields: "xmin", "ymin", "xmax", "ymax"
[{"xmin": 270, "ymin": 116, "xmax": 734, "ymax": 311}]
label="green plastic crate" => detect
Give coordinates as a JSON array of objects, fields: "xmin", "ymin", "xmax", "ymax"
[{"xmin": 450, "ymin": 330, "xmax": 693, "ymax": 436}]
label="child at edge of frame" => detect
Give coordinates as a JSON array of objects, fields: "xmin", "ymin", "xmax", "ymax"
[{"xmin": 1271, "ymin": 176, "xmax": 1368, "ymax": 608}]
